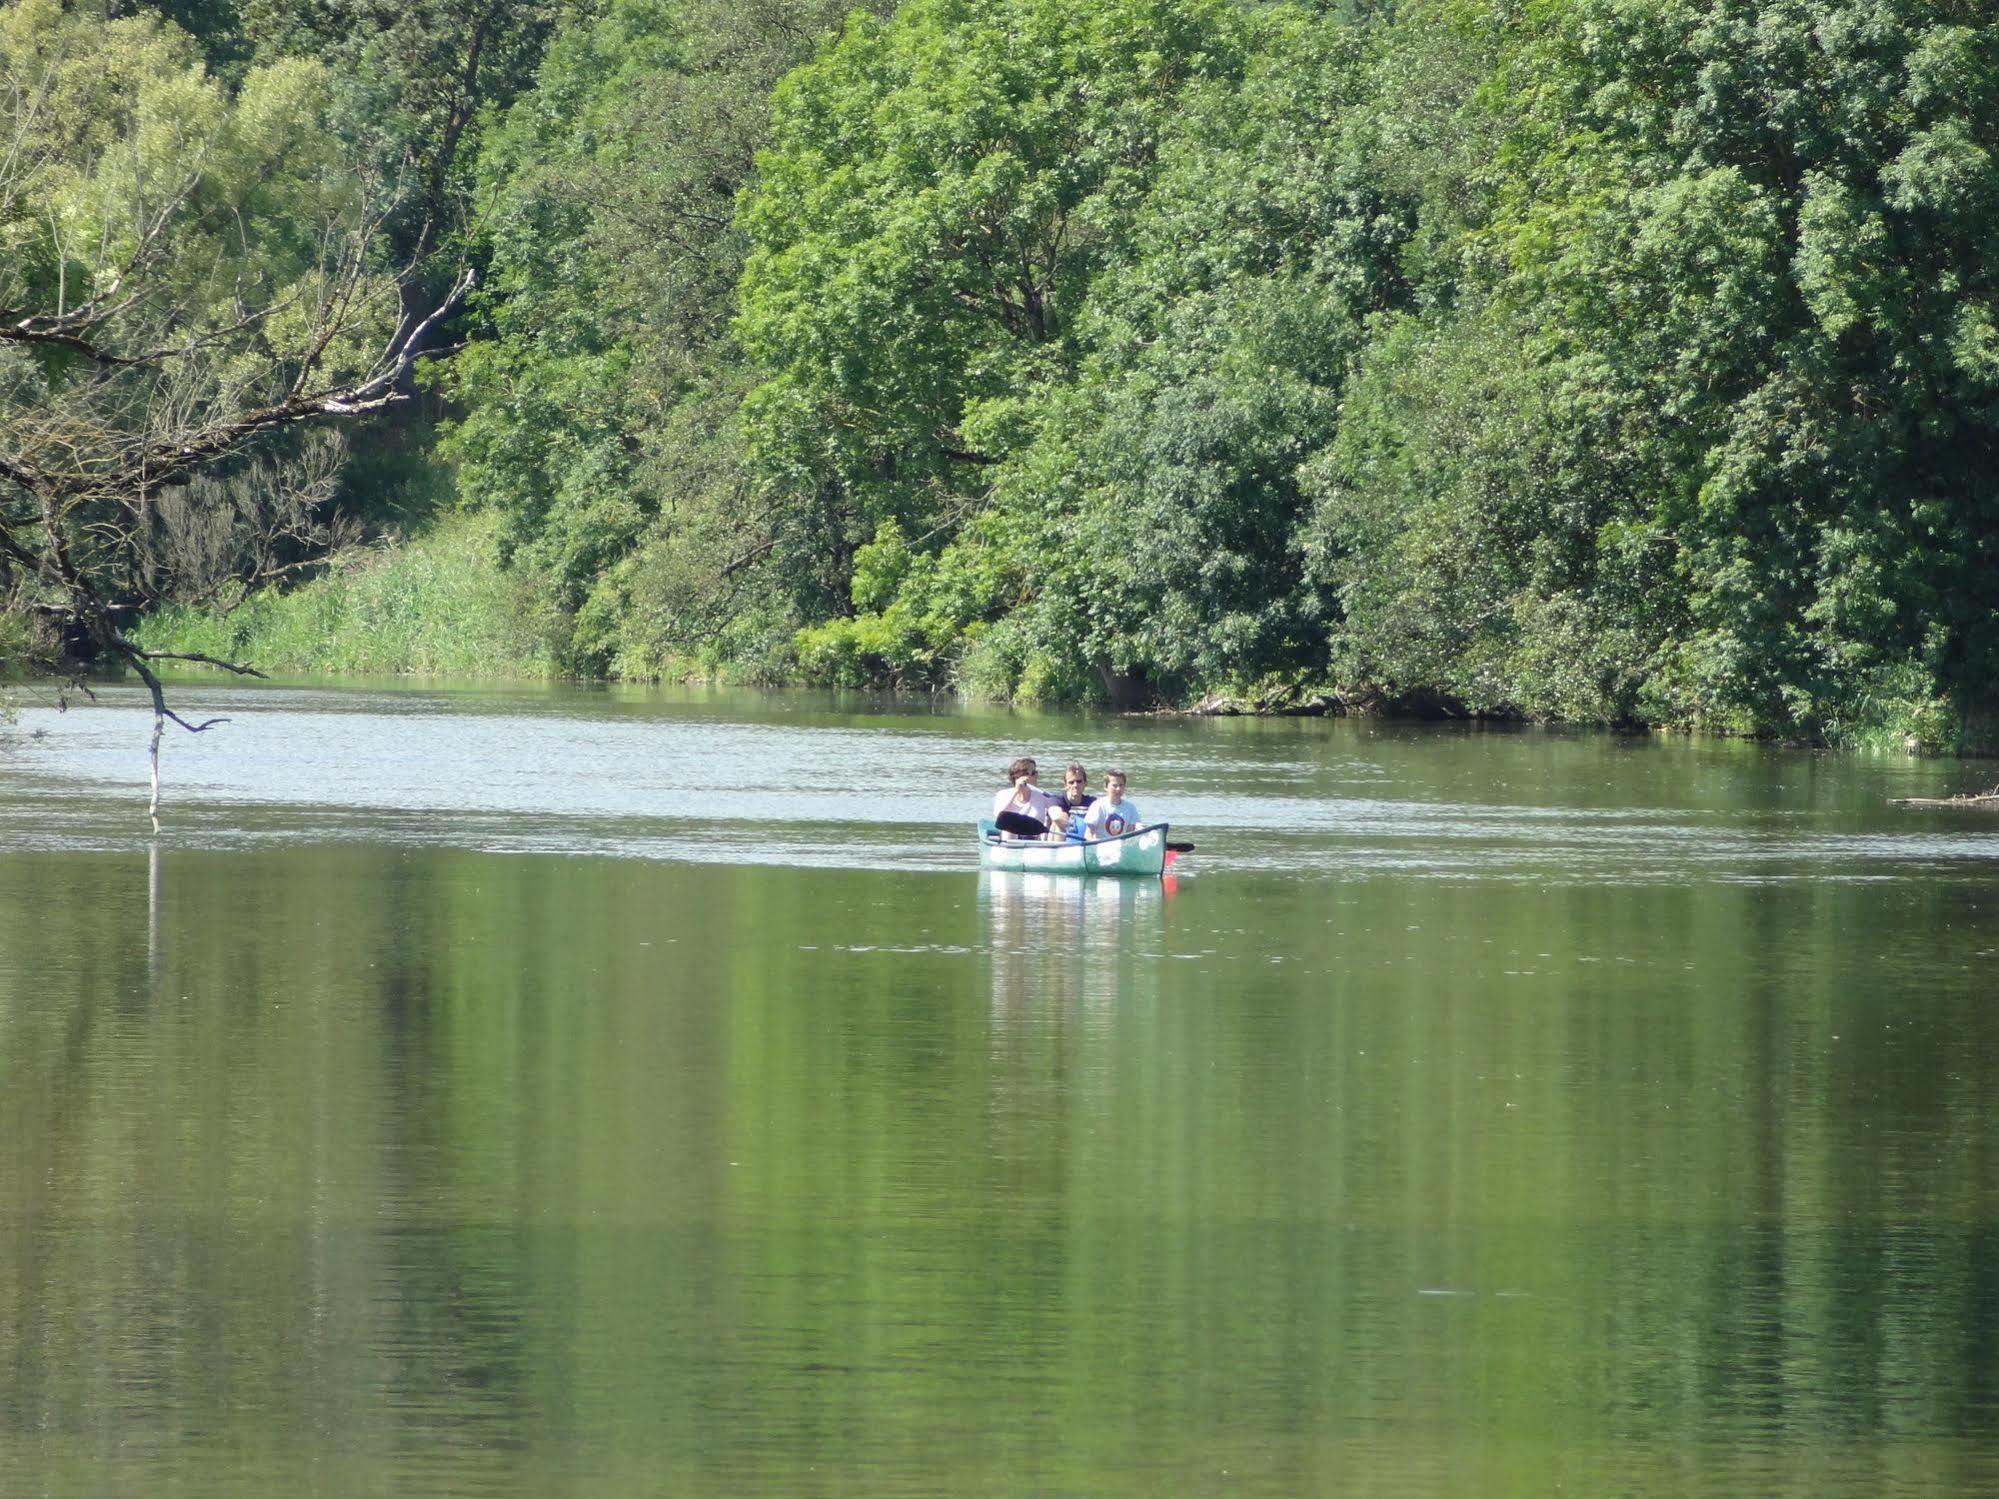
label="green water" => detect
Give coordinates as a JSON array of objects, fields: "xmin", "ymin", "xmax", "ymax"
[{"xmin": 2, "ymin": 683, "xmax": 1997, "ymax": 1495}]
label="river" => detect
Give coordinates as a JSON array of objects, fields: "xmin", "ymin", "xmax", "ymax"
[{"xmin": 3, "ymin": 680, "xmax": 1997, "ymax": 1495}]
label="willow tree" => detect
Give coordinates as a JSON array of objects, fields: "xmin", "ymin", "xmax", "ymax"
[{"xmin": 0, "ymin": 0, "xmax": 468, "ymax": 821}]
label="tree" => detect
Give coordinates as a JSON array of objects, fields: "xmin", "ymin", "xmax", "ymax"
[
  {"xmin": 230, "ymin": 0, "xmax": 566, "ymax": 324},
  {"xmin": 772, "ymin": 3, "xmax": 1414, "ymax": 702},
  {"xmin": 0, "ymin": 0, "xmax": 469, "ymax": 820},
  {"xmin": 976, "ymin": 9, "xmax": 1412, "ymax": 700},
  {"xmin": 736, "ymin": 0, "xmax": 1255, "ymax": 567},
  {"xmin": 1287, "ymin": 0, "xmax": 1999, "ymax": 745},
  {"xmin": 448, "ymin": 0, "xmax": 869, "ymax": 675}
]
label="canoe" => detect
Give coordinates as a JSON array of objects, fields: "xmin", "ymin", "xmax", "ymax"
[{"xmin": 976, "ymin": 818, "xmax": 1170, "ymax": 877}]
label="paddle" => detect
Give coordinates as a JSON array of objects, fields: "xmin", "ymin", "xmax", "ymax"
[{"xmin": 1166, "ymin": 840, "xmax": 1195, "ymax": 853}]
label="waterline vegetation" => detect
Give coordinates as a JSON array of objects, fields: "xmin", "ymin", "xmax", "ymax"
[{"xmin": 132, "ymin": 512, "xmax": 561, "ymax": 680}]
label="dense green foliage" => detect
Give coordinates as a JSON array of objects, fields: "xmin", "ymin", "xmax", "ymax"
[
  {"xmin": 463, "ymin": 0, "xmax": 1997, "ymax": 743},
  {"xmin": 29, "ymin": 0, "xmax": 1999, "ymax": 746},
  {"xmin": 442, "ymin": 0, "xmax": 876, "ymax": 678},
  {"xmin": 1303, "ymin": 0, "xmax": 1999, "ymax": 747},
  {"xmin": 761, "ymin": 0, "xmax": 1388, "ymax": 705}
]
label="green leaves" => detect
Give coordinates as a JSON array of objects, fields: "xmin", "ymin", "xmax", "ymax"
[
  {"xmin": 744, "ymin": 2, "xmax": 1412, "ymax": 701},
  {"xmin": 439, "ymin": 0, "xmax": 1999, "ymax": 744},
  {"xmin": 1292, "ymin": 0, "xmax": 1999, "ymax": 743},
  {"xmin": 442, "ymin": 0, "xmax": 864, "ymax": 673},
  {"xmin": 737, "ymin": 0, "xmax": 1252, "ymax": 531}
]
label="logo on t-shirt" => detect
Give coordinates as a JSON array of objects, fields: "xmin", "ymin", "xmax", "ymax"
[{"xmin": 1104, "ymin": 812, "xmax": 1127, "ymax": 835}]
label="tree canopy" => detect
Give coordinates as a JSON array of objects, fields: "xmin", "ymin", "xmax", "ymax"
[{"xmin": 16, "ymin": 0, "xmax": 1999, "ymax": 752}]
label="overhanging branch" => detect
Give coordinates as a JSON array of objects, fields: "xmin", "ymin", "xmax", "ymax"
[{"xmin": 79, "ymin": 268, "xmax": 476, "ymax": 495}]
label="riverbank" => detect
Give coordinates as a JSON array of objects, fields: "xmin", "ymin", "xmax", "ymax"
[
  {"xmin": 1170, "ymin": 682, "xmax": 1997, "ymax": 759},
  {"xmin": 117, "ymin": 512, "xmax": 1993, "ymax": 757},
  {"xmin": 130, "ymin": 512, "xmax": 562, "ymax": 680}
]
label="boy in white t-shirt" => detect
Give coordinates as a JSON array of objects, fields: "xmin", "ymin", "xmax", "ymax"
[{"xmin": 1083, "ymin": 769, "xmax": 1141, "ymax": 840}]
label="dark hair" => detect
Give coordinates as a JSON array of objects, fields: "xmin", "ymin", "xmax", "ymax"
[
  {"xmin": 1064, "ymin": 763, "xmax": 1087, "ymax": 780},
  {"xmin": 1105, "ymin": 767, "xmax": 1127, "ymax": 782},
  {"xmin": 1006, "ymin": 756, "xmax": 1037, "ymax": 783}
]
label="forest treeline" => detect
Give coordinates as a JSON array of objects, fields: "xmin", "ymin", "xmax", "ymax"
[{"xmin": 8, "ymin": 0, "xmax": 1998, "ymax": 748}]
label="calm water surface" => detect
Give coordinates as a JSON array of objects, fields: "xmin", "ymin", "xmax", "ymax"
[{"xmin": 2, "ymin": 681, "xmax": 1997, "ymax": 1496}]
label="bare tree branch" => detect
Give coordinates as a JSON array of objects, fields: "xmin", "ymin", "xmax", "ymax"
[
  {"xmin": 132, "ymin": 650, "xmax": 268, "ymax": 677},
  {"xmin": 0, "ymin": 5, "xmax": 504, "ymax": 822}
]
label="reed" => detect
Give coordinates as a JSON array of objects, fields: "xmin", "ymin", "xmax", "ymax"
[{"xmin": 133, "ymin": 512, "xmax": 561, "ymax": 678}]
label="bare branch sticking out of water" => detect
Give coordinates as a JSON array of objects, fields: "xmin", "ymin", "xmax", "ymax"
[
  {"xmin": 131, "ymin": 649, "xmax": 230, "ymax": 832},
  {"xmin": 1890, "ymin": 789, "xmax": 1999, "ymax": 808}
]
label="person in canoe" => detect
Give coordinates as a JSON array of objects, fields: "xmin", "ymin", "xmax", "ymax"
[
  {"xmin": 992, "ymin": 756, "xmax": 1066, "ymax": 839},
  {"xmin": 1083, "ymin": 769, "xmax": 1141, "ymax": 840},
  {"xmin": 1053, "ymin": 763, "xmax": 1096, "ymax": 841}
]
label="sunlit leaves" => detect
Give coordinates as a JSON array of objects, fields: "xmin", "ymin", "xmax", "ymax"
[
  {"xmin": 736, "ymin": 0, "xmax": 1252, "ymax": 534},
  {"xmin": 447, "ymin": 0, "xmax": 1999, "ymax": 741},
  {"xmin": 1304, "ymin": 0, "xmax": 1999, "ymax": 744}
]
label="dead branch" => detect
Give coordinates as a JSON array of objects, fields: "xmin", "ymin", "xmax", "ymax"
[
  {"xmin": 719, "ymin": 536, "xmax": 778, "ymax": 579},
  {"xmin": 1, "ymin": 259, "xmax": 475, "ymax": 823},
  {"xmin": 123, "ymin": 645, "xmax": 229, "ymax": 832},
  {"xmin": 0, "ymin": 12, "xmax": 501, "ymax": 822},
  {"xmin": 133, "ymin": 649, "xmax": 268, "ymax": 677}
]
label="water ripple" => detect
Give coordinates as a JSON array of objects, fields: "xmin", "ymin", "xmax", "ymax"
[{"xmin": 5, "ymin": 683, "xmax": 1997, "ymax": 885}]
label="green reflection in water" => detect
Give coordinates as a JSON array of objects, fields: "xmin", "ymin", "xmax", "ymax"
[{"xmin": 1, "ymin": 841, "xmax": 1996, "ymax": 1496}]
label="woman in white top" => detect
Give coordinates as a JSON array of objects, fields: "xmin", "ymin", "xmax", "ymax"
[{"xmin": 992, "ymin": 756, "xmax": 1067, "ymax": 839}]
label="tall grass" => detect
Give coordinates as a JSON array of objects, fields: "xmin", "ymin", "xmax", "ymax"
[
  {"xmin": 0, "ymin": 605, "xmax": 30, "ymax": 680},
  {"xmin": 133, "ymin": 510, "xmax": 562, "ymax": 678}
]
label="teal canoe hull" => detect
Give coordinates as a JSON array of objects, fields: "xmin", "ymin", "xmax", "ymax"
[{"xmin": 976, "ymin": 819, "xmax": 1169, "ymax": 877}]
